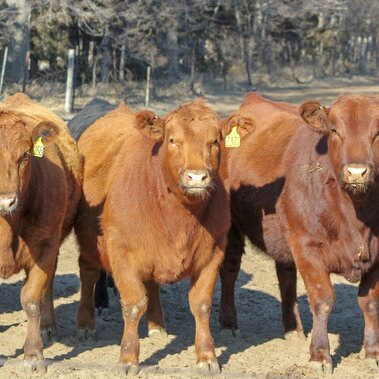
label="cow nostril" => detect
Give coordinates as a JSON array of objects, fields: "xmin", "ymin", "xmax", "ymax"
[
  {"xmin": 9, "ymin": 198, "xmax": 16, "ymax": 207},
  {"xmin": 201, "ymin": 173, "xmax": 208, "ymax": 181},
  {"xmin": 346, "ymin": 166, "xmax": 369, "ymax": 178}
]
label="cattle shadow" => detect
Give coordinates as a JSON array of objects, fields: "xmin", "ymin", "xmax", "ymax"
[{"xmin": 0, "ymin": 274, "xmax": 79, "ymax": 334}]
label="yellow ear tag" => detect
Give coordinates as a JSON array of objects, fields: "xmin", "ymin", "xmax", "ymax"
[
  {"xmin": 32, "ymin": 137, "xmax": 44, "ymax": 158},
  {"xmin": 225, "ymin": 126, "xmax": 240, "ymax": 148}
]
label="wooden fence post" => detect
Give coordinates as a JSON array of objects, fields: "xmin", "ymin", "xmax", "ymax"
[
  {"xmin": 65, "ymin": 49, "xmax": 75, "ymax": 114},
  {"xmin": 0, "ymin": 47, "xmax": 8, "ymax": 96},
  {"xmin": 145, "ymin": 65, "xmax": 151, "ymax": 108}
]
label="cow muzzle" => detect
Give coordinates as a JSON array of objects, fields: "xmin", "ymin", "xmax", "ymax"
[
  {"xmin": 181, "ymin": 169, "xmax": 212, "ymax": 197},
  {"xmin": 0, "ymin": 193, "xmax": 19, "ymax": 216},
  {"xmin": 341, "ymin": 163, "xmax": 374, "ymax": 200}
]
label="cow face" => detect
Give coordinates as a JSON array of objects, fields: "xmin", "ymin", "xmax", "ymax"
[
  {"xmin": 0, "ymin": 117, "xmax": 59, "ymax": 216},
  {"xmin": 134, "ymin": 100, "xmax": 222, "ymax": 203},
  {"xmin": 300, "ymin": 95, "xmax": 379, "ymax": 202}
]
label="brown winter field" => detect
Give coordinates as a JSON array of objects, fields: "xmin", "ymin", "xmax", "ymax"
[{"xmin": 1, "ymin": 76, "xmax": 379, "ymax": 378}]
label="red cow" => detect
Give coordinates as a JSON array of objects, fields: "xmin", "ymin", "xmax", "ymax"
[
  {"xmin": 0, "ymin": 93, "xmax": 82, "ymax": 371},
  {"xmin": 75, "ymin": 99, "xmax": 230, "ymax": 375},
  {"xmin": 220, "ymin": 93, "xmax": 379, "ymax": 373}
]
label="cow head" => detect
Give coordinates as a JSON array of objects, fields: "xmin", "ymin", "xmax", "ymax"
[
  {"xmin": 134, "ymin": 99, "xmax": 223, "ymax": 203},
  {"xmin": 300, "ymin": 95, "xmax": 379, "ymax": 202},
  {"xmin": 0, "ymin": 117, "xmax": 59, "ymax": 216}
]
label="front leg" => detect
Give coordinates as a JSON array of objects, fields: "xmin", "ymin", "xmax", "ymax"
[
  {"xmin": 111, "ymin": 263, "xmax": 147, "ymax": 376},
  {"xmin": 358, "ymin": 264, "xmax": 379, "ymax": 368},
  {"xmin": 295, "ymin": 250, "xmax": 334, "ymax": 374},
  {"xmin": 21, "ymin": 244, "xmax": 58, "ymax": 372},
  {"xmin": 189, "ymin": 246, "xmax": 224, "ymax": 374}
]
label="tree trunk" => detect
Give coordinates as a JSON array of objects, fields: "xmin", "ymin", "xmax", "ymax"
[
  {"xmin": 100, "ymin": 35, "xmax": 111, "ymax": 82},
  {"xmin": 6, "ymin": 0, "xmax": 31, "ymax": 83}
]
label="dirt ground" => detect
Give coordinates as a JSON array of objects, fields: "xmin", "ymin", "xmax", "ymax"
[{"xmin": 1, "ymin": 77, "xmax": 379, "ymax": 378}]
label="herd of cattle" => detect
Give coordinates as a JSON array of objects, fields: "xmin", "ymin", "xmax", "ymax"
[{"xmin": 0, "ymin": 91, "xmax": 379, "ymax": 375}]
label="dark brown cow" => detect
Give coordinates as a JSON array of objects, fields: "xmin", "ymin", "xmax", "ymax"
[
  {"xmin": 75, "ymin": 99, "xmax": 230, "ymax": 375},
  {"xmin": 220, "ymin": 93, "xmax": 379, "ymax": 373},
  {"xmin": 0, "ymin": 93, "xmax": 82, "ymax": 371}
]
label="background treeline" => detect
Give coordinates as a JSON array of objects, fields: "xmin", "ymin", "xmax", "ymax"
[{"xmin": 1, "ymin": 0, "xmax": 379, "ymax": 93}]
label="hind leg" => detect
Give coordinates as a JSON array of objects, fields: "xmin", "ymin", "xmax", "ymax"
[
  {"xmin": 219, "ymin": 223, "xmax": 244, "ymax": 335},
  {"xmin": 275, "ymin": 261, "xmax": 304, "ymax": 340},
  {"xmin": 77, "ymin": 254, "xmax": 100, "ymax": 340},
  {"xmin": 145, "ymin": 281, "xmax": 166, "ymax": 337}
]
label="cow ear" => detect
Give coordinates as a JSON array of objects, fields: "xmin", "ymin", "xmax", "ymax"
[
  {"xmin": 221, "ymin": 113, "xmax": 255, "ymax": 140},
  {"xmin": 31, "ymin": 121, "xmax": 60, "ymax": 145},
  {"xmin": 299, "ymin": 100, "xmax": 330, "ymax": 134},
  {"xmin": 135, "ymin": 110, "xmax": 164, "ymax": 141}
]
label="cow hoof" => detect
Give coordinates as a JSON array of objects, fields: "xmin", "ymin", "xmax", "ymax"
[
  {"xmin": 197, "ymin": 360, "xmax": 221, "ymax": 375},
  {"xmin": 96, "ymin": 307, "xmax": 110, "ymax": 321},
  {"xmin": 309, "ymin": 360, "xmax": 333, "ymax": 375},
  {"xmin": 41, "ymin": 327, "xmax": 58, "ymax": 343},
  {"xmin": 77, "ymin": 328, "xmax": 96, "ymax": 342},
  {"xmin": 148, "ymin": 327, "xmax": 168, "ymax": 338},
  {"xmin": 220, "ymin": 327, "xmax": 240, "ymax": 339},
  {"xmin": 365, "ymin": 357, "xmax": 379, "ymax": 370},
  {"xmin": 23, "ymin": 357, "xmax": 47, "ymax": 373},
  {"xmin": 118, "ymin": 363, "xmax": 139, "ymax": 376},
  {"xmin": 284, "ymin": 330, "xmax": 306, "ymax": 341}
]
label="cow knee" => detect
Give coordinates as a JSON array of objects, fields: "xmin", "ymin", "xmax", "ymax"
[
  {"xmin": 121, "ymin": 298, "xmax": 147, "ymax": 322},
  {"xmin": 23, "ymin": 300, "xmax": 42, "ymax": 317},
  {"xmin": 314, "ymin": 301, "xmax": 333, "ymax": 319}
]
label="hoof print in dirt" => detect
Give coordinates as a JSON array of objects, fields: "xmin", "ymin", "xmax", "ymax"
[
  {"xmin": 309, "ymin": 360, "xmax": 333, "ymax": 375},
  {"xmin": 284, "ymin": 330, "xmax": 306, "ymax": 342},
  {"xmin": 148, "ymin": 327, "xmax": 168, "ymax": 339},
  {"xmin": 197, "ymin": 360, "xmax": 221, "ymax": 375},
  {"xmin": 23, "ymin": 358, "xmax": 47, "ymax": 373},
  {"xmin": 118, "ymin": 362, "xmax": 140, "ymax": 376},
  {"xmin": 41, "ymin": 327, "xmax": 59, "ymax": 344},
  {"xmin": 77, "ymin": 328, "xmax": 96, "ymax": 342}
]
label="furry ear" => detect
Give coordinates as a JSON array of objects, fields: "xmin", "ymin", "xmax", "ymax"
[
  {"xmin": 221, "ymin": 113, "xmax": 255, "ymax": 140},
  {"xmin": 299, "ymin": 100, "xmax": 330, "ymax": 134},
  {"xmin": 134, "ymin": 110, "xmax": 165, "ymax": 141},
  {"xmin": 31, "ymin": 121, "xmax": 60, "ymax": 145}
]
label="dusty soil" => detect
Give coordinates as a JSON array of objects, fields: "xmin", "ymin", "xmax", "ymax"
[{"xmin": 1, "ymin": 77, "xmax": 379, "ymax": 378}]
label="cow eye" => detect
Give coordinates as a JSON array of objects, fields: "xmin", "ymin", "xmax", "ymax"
[
  {"xmin": 210, "ymin": 139, "xmax": 219, "ymax": 147},
  {"xmin": 168, "ymin": 137, "xmax": 175, "ymax": 144}
]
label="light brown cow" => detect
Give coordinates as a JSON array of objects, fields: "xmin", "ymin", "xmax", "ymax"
[
  {"xmin": 0, "ymin": 93, "xmax": 82, "ymax": 371},
  {"xmin": 75, "ymin": 99, "xmax": 230, "ymax": 375}
]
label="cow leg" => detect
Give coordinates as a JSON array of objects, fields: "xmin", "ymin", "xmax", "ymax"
[
  {"xmin": 145, "ymin": 281, "xmax": 167, "ymax": 337},
  {"xmin": 296, "ymin": 257, "xmax": 334, "ymax": 374},
  {"xmin": 77, "ymin": 255, "xmax": 99, "ymax": 340},
  {"xmin": 21, "ymin": 249, "xmax": 57, "ymax": 372},
  {"xmin": 189, "ymin": 248, "xmax": 224, "ymax": 374},
  {"xmin": 40, "ymin": 270, "xmax": 58, "ymax": 342},
  {"xmin": 95, "ymin": 269, "xmax": 110, "ymax": 320},
  {"xmin": 219, "ymin": 223, "xmax": 244, "ymax": 336},
  {"xmin": 358, "ymin": 264, "xmax": 379, "ymax": 369},
  {"xmin": 275, "ymin": 261, "xmax": 304, "ymax": 340},
  {"xmin": 112, "ymin": 267, "xmax": 147, "ymax": 376}
]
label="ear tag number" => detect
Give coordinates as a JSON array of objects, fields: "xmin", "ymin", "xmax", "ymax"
[
  {"xmin": 32, "ymin": 137, "xmax": 44, "ymax": 157},
  {"xmin": 225, "ymin": 126, "xmax": 240, "ymax": 148}
]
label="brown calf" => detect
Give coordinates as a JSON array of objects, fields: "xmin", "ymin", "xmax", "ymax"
[
  {"xmin": 75, "ymin": 99, "xmax": 230, "ymax": 375},
  {"xmin": 0, "ymin": 93, "xmax": 82, "ymax": 371},
  {"xmin": 220, "ymin": 93, "xmax": 379, "ymax": 373}
]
